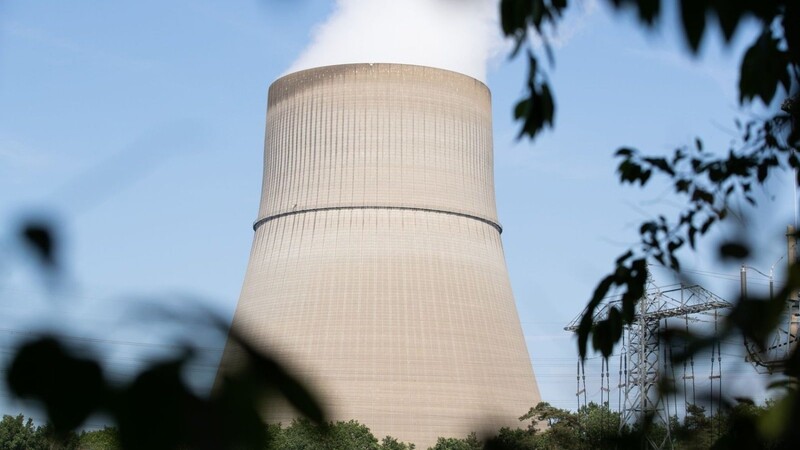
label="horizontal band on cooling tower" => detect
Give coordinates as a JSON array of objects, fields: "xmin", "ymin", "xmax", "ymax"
[{"xmin": 253, "ymin": 206, "xmax": 503, "ymax": 233}]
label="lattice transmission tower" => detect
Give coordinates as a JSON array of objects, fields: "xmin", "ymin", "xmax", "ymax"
[{"xmin": 565, "ymin": 275, "xmax": 732, "ymax": 450}]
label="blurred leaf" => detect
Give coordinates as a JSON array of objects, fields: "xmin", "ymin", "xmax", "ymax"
[
  {"xmin": 228, "ymin": 331, "xmax": 326, "ymax": 424},
  {"xmin": 784, "ymin": 344, "xmax": 800, "ymax": 378},
  {"xmin": 700, "ymin": 216, "xmax": 715, "ymax": 234},
  {"xmin": 209, "ymin": 376, "xmax": 269, "ymax": 449},
  {"xmin": 766, "ymin": 378, "xmax": 798, "ymax": 391},
  {"xmin": 757, "ymin": 391, "xmax": 795, "ymax": 439},
  {"xmin": 680, "ymin": 0, "xmax": 707, "ymax": 52},
  {"xmin": 608, "ymin": 0, "xmax": 661, "ymax": 25},
  {"xmin": 783, "ymin": 1, "xmax": 800, "ymax": 65},
  {"xmin": 729, "ymin": 293, "xmax": 787, "ymax": 350},
  {"xmin": 514, "ymin": 99, "xmax": 530, "ymax": 121},
  {"xmin": 663, "ymin": 328, "xmax": 718, "ymax": 364},
  {"xmin": 6, "ymin": 337, "xmax": 106, "ymax": 434},
  {"xmin": 500, "ymin": 0, "xmax": 527, "ymax": 36},
  {"xmin": 607, "ymin": 307, "xmax": 623, "ymax": 343},
  {"xmin": 578, "ymin": 274, "xmax": 615, "ymax": 358},
  {"xmin": 114, "ymin": 357, "xmax": 195, "ymax": 450},
  {"xmin": 618, "ymin": 160, "xmax": 652, "ymax": 185},
  {"xmin": 690, "ymin": 187, "xmax": 714, "ymax": 204},
  {"xmin": 531, "ymin": 0, "xmax": 544, "ymax": 29},
  {"xmin": 739, "ymin": 31, "xmax": 791, "ymax": 105},
  {"xmin": 20, "ymin": 222, "xmax": 57, "ymax": 269},
  {"xmin": 539, "ymin": 83, "xmax": 555, "ymax": 127},
  {"xmin": 643, "ymin": 157, "xmax": 674, "ymax": 176},
  {"xmin": 718, "ymin": 241, "xmax": 750, "ymax": 259},
  {"xmin": 592, "ymin": 319, "xmax": 614, "ymax": 358},
  {"xmin": 616, "ymin": 147, "xmax": 635, "ymax": 157},
  {"xmin": 711, "ymin": 0, "xmax": 743, "ymax": 41},
  {"xmin": 757, "ymin": 162, "xmax": 769, "ymax": 182}
]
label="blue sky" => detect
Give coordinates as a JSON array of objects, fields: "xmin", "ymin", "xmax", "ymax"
[{"xmin": 0, "ymin": 0, "xmax": 793, "ymax": 424}]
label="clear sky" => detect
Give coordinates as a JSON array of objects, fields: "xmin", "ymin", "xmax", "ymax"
[{"xmin": 0, "ymin": 0, "xmax": 793, "ymax": 426}]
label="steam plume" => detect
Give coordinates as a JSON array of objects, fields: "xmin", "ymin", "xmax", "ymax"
[{"xmin": 287, "ymin": 0, "xmax": 500, "ymax": 82}]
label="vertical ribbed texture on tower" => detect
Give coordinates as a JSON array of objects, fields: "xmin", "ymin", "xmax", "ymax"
[{"xmin": 219, "ymin": 63, "xmax": 540, "ymax": 447}]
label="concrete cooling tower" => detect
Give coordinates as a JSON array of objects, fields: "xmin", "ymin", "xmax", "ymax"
[{"xmin": 218, "ymin": 63, "xmax": 540, "ymax": 447}]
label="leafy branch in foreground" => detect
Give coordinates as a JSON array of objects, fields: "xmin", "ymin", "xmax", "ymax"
[
  {"xmin": 500, "ymin": 0, "xmax": 567, "ymax": 140},
  {"xmin": 502, "ymin": 1, "xmax": 800, "ymax": 141},
  {"xmin": 500, "ymin": 0, "xmax": 800, "ymax": 444},
  {"xmin": 578, "ymin": 71, "xmax": 798, "ymax": 359},
  {"xmin": 7, "ymin": 221, "xmax": 325, "ymax": 450},
  {"xmin": 572, "ymin": 113, "xmax": 799, "ymax": 358},
  {"xmin": 500, "ymin": 0, "xmax": 800, "ymax": 367}
]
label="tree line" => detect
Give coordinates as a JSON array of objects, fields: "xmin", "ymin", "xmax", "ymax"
[{"xmin": 1, "ymin": 400, "xmax": 790, "ymax": 450}]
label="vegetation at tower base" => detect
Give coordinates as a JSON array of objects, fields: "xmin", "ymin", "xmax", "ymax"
[
  {"xmin": 3, "ymin": 401, "xmax": 794, "ymax": 449},
  {"xmin": 0, "ymin": 414, "xmax": 44, "ymax": 450},
  {"xmin": 502, "ymin": 0, "xmax": 800, "ymax": 445},
  {"xmin": 0, "ymin": 414, "xmax": 118, "ymax": 450}
]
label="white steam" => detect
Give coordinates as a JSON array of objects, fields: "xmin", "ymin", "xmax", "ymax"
[{"xmin": 287, "ymin": 0, "xmax": 501, "ymax": 82}]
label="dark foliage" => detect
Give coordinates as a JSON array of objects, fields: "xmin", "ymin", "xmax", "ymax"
[
  {"xmin": 5, "ymin": 218, "xmax": 327, "ymax": 449},
  {"xmin": 501, "ymin": 0, "xmax": 800, "ymax": 446}
]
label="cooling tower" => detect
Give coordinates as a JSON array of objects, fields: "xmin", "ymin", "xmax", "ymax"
[{"xmin": 219, "ymin": 63, "xmax": 540, "ymax": 447}]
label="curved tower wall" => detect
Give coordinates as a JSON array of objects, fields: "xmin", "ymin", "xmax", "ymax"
[{"xmin": 221, "ymin": 63, "xmax": 540, "ymax": 447}]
